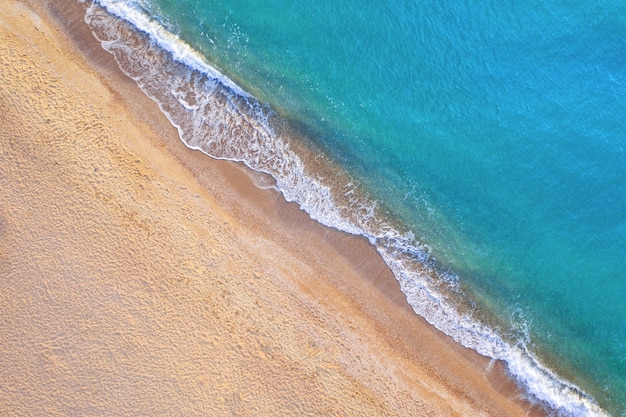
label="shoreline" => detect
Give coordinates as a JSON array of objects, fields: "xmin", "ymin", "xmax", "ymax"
[{"xmin": 1, "ymin": 0, "xmax": 546, "ymax": 415}]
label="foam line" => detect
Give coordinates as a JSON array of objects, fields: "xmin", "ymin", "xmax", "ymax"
[{"xmin": 84, "ymin": 2, "xmax": 608, "ymax": 415}]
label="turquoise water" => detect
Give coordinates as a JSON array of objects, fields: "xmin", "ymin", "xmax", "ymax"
[{"xmin": 87, "ymin": 1, "xmax": 625, "ymax": 415}]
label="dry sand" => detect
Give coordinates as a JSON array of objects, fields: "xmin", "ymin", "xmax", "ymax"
[{"xmin": 0, "ymin": 1, "xmax": 546, "ymax": 415}]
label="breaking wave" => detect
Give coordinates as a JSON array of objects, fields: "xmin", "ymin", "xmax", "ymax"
[{"xmin": 83, "ymin": 1, "xmax": 608, "ymax": 415}]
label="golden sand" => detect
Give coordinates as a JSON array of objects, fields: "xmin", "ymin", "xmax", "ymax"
[{"xmin": 0, "ymin": 1, "xmax": 545, "ymax": 415}]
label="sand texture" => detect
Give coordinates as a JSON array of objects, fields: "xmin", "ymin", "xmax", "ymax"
[{"xmin": 0, "ymin": 1, "xmax": 545, "ymax": 416}]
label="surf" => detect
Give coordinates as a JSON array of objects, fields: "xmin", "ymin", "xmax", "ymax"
[{"xmin": 82, "ymin": 1, "xmax": 611, "ymax": 415}]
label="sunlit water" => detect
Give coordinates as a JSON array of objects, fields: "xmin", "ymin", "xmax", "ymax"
[{"xmin": 86, "ymin": 1, "xmax": 626, "ymax": 415}]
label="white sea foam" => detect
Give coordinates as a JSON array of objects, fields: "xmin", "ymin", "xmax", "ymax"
[
  {"xmin": 380, "ymin": 242, "xmax": 607, "ymax": 417},
  {"xmin": 83, "ymin": 2, "xmax": 610, "ymax": 415},
  {"xmin": 86, "ymin": 0, "xmax": 249, "ymax": 98}
]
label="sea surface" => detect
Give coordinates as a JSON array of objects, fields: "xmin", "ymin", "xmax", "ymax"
[{"xmin": 83, "ymin": 1, "xmax": 625, "ymax": 415}]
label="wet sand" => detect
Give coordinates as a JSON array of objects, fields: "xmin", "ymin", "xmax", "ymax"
[{"xmin": 0, "ymin": 1, "xmax": 545, "ymax": 415}]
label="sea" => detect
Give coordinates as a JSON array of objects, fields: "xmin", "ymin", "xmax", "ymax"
[{"xmin": 81, "ymin": 0, "xmax": 625, "ymax": 415}]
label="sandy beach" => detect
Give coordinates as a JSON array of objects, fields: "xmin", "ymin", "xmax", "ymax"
[{"xmin": 1, "ymin": 1, "xmax": 545, "ymax": 415}]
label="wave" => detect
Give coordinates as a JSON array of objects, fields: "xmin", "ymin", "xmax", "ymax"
[{"xmin": 82, "ymin": 1, "xmax": 608, "ymax": 415}]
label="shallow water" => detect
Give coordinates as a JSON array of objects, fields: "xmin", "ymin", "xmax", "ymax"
[{"xmin": 87, "ymin": 1, "xmax": 626, "ymax": 415}]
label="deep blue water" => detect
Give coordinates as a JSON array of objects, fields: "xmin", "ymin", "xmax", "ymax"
[{"xmin": 89, "ymin": 1, "xmax": 626, "ymax": 415}]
